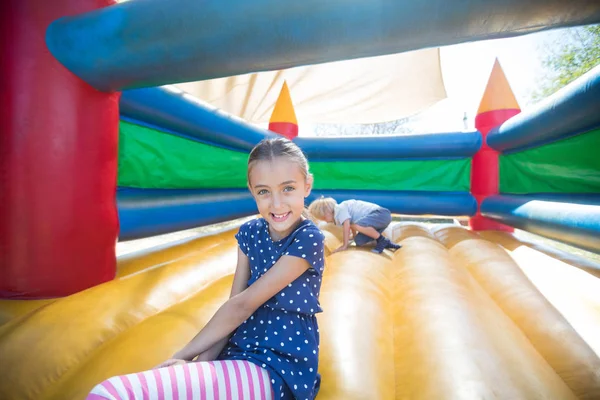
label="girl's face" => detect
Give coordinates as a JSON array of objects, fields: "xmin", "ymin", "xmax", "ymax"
[{"xmin": 249, "ymin": 157, "xmax": 313, "ymax": 240}]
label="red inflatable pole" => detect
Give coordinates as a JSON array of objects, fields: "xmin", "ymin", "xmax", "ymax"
[
  {"xmin": 470, "ymin": 59, "xmax": 520, "ymax": 231},
  {"xmin": 0, "ymin": 0, "xmax": 119, "ymax": 298}
]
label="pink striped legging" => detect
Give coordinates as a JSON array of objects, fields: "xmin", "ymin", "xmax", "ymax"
[{"xmin": 87, "ymin": 360, "xmax": 274, "ymax": 400}]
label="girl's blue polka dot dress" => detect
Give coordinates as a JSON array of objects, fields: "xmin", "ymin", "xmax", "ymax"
[{"xmin": 219, "ymin": 218, "xmax": 326, "ymax": 400}]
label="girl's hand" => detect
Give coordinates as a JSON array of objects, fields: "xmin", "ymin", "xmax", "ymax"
[
  {"xmin": 154, "ymin": 358, "xmax": 187, "ymax": 369},
  {"xmin": 196, "ymin": 336, "xmax": 230, "ymax": 362}
]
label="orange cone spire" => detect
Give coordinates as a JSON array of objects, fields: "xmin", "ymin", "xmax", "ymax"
[
  {"xmin": 477, "ymin": 59, "xmax": 520, "ymax": 115},
  {"xmin": 269, "ymin": 81, "xmax": 298, "ymax": 140}
]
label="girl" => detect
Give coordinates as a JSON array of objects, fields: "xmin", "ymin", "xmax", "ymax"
[{"xmin": 87, "ymin": 138, "xmax": 326, "ymax": 400}]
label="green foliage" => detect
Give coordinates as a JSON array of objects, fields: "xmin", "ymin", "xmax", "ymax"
[{"xmin": 533, "ymin": 25, "xmax": 600, "ymax": 101}]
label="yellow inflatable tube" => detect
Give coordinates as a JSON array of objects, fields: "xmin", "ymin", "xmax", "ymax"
[
  {"xmin": 1, "ymin": 223, "xmax": 600, "ymax": 399},
  {"xmin": 318, "ymin": 249, "xmax": 395, "ymax": 399},
  {"xmin": 0, "ymin": 230, "xmax": 239, "ymax": 400},
  {"xmin": 435, "ymin": 227, "xmax": 600, "ymax": 399},
  {"xmin": 45, "ymin": 276, "xmax": 235, "ymax": 400},
  {"xmin": 391, "ymin": 234, "xmax": 576, "ymax": 399},
  {"xmin": 0, "ymin": 228, "xmax": 237, "ymax": 327},
  {"xmin": 479, "ymin": 230, "xmax": 600, "ymax": 358}
]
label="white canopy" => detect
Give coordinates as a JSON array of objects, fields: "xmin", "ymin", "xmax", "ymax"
[{"xmin": 175, "ymin": 48, "xmax": 447, "ymax": 125}]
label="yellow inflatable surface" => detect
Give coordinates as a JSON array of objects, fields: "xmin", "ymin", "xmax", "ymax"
[{"xmin": 1, "ymin": 224, "xmax": 599, "ymax": 399}]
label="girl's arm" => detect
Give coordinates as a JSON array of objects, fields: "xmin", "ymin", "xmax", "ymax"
[
  {"xmin": 172, "ymin": 253, "xmax": 311, "ymax": 361},
  {"xmin": 228, "ymin": 248, "xmax": 252, "ymax": 299},
  {"xmin": 194, "ymin": 247, "xmax": 251, "ymax": 361}
]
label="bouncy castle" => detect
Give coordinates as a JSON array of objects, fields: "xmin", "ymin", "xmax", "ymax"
[{"xmin": 1, "ymin": 0, "xmax": 600, "ymax": 398}]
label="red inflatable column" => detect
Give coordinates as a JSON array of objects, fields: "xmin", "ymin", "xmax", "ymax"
[
  {"xmin": 269, "ymin": 81, "xmax": 299, "ymax": 139},
  {"xmin": 470, "ymin": 59, "xmax": 520, "ymax": 231},
  {"xmin": 0, "ymin": 0, "xmax": 119, "ymax": 298}
]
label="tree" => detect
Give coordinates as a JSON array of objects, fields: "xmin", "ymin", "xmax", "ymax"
[{"xmin": 533, "ymin": 24, "xmax": 600, "ymax": 101}]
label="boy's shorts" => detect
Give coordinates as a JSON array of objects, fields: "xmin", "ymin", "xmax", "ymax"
[{"xmin": 353, "ymin": 208, "xmax": 392, "ymax": 246}]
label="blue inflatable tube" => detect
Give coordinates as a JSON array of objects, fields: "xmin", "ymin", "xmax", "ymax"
[
  {"xmin": 118, "ymin": 188, "xmax": 477, "ymax": 240},
  {"xmin": 46, "ymin": 0, "xmax": 600, "ymax": 91},
  {"xmin": 487, "ymin": 66, "xmax": 600, "ymax": 153},
  {"xmin": 307, "ymin": 190, "xmax": 477, "ymax": 216},
  {"xmin": 481, "ymin": 194, "xmax": 600, "ymax": 253},
  {"xmin": 117, "ymin": 188, "xmax": 257, "ymax": 241},
  {"xmin": 295, "ymin": 131, "xmax": 481, "ymax": 161},
  {"xmin": 120, "ymin": 88, "xmax": 276, "ymax": 152},
  {"xmin": 121, "ymin": 87, "xmax": 480, "ymax": 160}
]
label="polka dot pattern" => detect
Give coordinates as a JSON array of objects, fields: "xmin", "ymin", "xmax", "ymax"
[{"xmin": 220, "ymin": 218, "xmax": 325, "ymax": 400}]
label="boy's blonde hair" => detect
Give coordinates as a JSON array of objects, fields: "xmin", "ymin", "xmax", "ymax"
[{"xmin": 308, "ymin": 197, "xmax": 337, "ymax": 221}]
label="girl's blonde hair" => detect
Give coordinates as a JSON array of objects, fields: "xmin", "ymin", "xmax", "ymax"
[
  {"xmin": 308, "ymin": 197, "xmax": 337, "ymax": 221},
  {"xmin": 247, "ymin": 137, "xmax": 311, "ymax": 185}
]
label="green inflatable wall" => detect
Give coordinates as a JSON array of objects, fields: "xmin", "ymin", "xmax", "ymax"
[
  {"xmin": 499, "ymin": 129, "xmax": 600, "ymax": 194},
  {"xmin": 118, "ymin": 121, "xmax": 471, "ymax": 192}
]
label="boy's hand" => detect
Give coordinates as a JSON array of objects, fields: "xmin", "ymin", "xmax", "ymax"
[{"xmin": 333, "ymin": 245, "xmax": 348, "ymax": 253}]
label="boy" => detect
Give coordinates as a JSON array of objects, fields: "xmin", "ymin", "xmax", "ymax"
[{"xmin": 308, "ymin": 197, "xmax": 401, "ymax": 254}]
